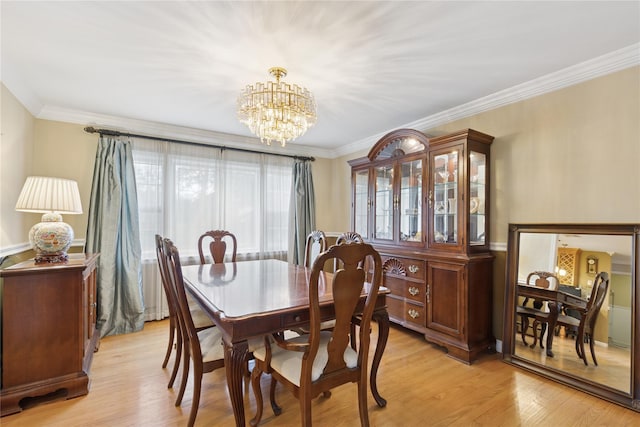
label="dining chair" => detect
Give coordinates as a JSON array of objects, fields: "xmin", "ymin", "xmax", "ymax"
[
  {"xmin": 155, "ymin": 234, "xmax": 214, "ymax": 388},
  {"xmin": 296, "ymin": 231, "xmax": 363, "ymax": 336},
  {"xmin": 162, "ymin": 238, "xmax": 226, "ymax": 427},
  {"xmin": 197, "ymin": 229, "xmax": 237, "ymax": 264},
  {"xmin": 250, "ymin": 241, "xmax": 383, "ymax": 427},
  {"xmin": 517, "ymin": 271, "xmax": 559, "ymax": 349},
  {"xmin": 555, "ymin": 272, "xmax": 610, "ymax": 365},
  {"xmin": 303, "ymin": 230, "xmax": 327, "ymax": 268}
]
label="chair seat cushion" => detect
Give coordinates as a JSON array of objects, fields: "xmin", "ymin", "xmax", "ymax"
[
  {"xmin": 557, "ymin": 314, "xmax": 580, "ymax": 327},
  {"xmin": 294, "ymin": 319, "xmax": 337, "ymax": 334},
  {"xmin": 198, "ymin": 327, "xmax": 224, "ymax": 363},
  {"xmin": 254, "ymin": 331, "xmax": 358, "ymax": 386},
  {"xmin": 187, "ymin": 292, "xmax": 215, "ymax": 329},
  {"xmin": 517, "ymin": 306, "xmax": 549, "ymax": 319},
  {"xmin": 191, "ymin": 308, "xmax": 215, "ymax": 330}
]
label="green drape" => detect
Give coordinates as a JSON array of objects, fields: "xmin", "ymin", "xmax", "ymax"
[
  {"xmin": 288, "ymin": 160, "xmax": 316, "ymax": 265},
  {"xmin": 86, "ymin": 136, "xmax": 145, "ymax": 337}
]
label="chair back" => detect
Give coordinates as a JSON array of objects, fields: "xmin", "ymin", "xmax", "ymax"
[
  {"xmin": 526, "ymin": 271, "xmax": 560, "ymax": 290},
  {"xmin": 197, "ymin": 230, "xmax": 237, "ymax": 264},
  {"xmin": 303, "ymin": 230, "xmax": 327, "ymax": 268},
  {"xmin": 524, "ymin": 271, "xmax": 559, "ymax": 309},
  {"xmin": 333, "ymin": 231, "xmax": 364, "ymax": 272},
  {"xmin": 163, "ymin": 238, "xmax": 202, "ymax": 353},
  {"xmin": 583, "ymin": 272, "xmax": 610, "ymax": 333},
  {"xmin": 155, "ymin": 234, "xmax": 179, "ymax": 321},
  {"xmin": 304, "ymin": 242, "xmax": 382, "ymax": 385},
  {"xmin": 335, "ymin": 231, "xmax": 364, "ymax": 245}
]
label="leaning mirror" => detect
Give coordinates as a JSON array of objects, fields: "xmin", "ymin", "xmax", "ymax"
[{"xmin": 503, "ymin": 224, "xmax": 639, "ymax": 411}]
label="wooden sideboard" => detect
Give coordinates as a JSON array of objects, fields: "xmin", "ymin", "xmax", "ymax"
[{"xmin": 0, "ymin": 253, "xmax": 100, "ymax": 416}]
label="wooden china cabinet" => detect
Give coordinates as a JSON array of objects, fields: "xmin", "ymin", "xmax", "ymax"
[{"xmin": 349, "ymin": 128, "xmax": 494, "ymax": 363}]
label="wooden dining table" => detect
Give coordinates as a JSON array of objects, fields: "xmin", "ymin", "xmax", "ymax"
[
  {"xmin": 181, "ymin": 259, "xmax": 390, "ymax": 427},
  {"xmin": 516, "ymin": 284, "xmax": 588, "ymax": 357}
]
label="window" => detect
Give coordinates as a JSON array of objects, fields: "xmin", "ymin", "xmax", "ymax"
[{"xmin": 133, "ymin": 138, "xmax": 293, "ymax": 261}]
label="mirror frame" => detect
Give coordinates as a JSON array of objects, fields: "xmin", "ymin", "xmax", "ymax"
[{"xmin": 502, "ymin": 223, "xmax": 640, "ymax": 411}]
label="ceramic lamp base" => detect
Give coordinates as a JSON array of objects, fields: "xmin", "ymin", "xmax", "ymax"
[{"xmin": 29, "ymin": 212, "xmax": 74, "ymax": 264}]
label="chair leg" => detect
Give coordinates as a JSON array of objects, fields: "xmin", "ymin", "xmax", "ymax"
[
  {"xmin": 576, "ymin": 334, "xmax": 588, "ymax": 366},
  {"xmin": 300, "ymin": 395, "xmax": 313, "ymax": 427},
  {"xmin": 168, "ymin": 325, "xmax": 183, "ymax": 388},
  {"xmin": 357, "ymin": 377, "xmax": 370, "ymax": 427},
  {"xmin": 269, "ymin": 376, "xmax": 282, "ymax": 415},
  {"xmin": 520, "ymin": 316, "xmax": 529, "ymax": 345},
  {"xmin": 187, "ymin": 361, "xmax": 203, "ymax": 427},
  {"xmin": 588, "ymin": 334, "xmax": 598, "ymax": 366},
  {"xmin": 538, "ymin": 322, "xmax": 546, "ymax": 349},
  {"xmin": 175, "ymin": 341, "xmax": 190, "ymax": 406},
  {"xmin": 163, "ymin": 317, "xmax": 175, "ymax": 368},
  {"xmin": 530, "ymin": 320, "xmax": 538, "ymax": 348},
  {"xmin": 250, "ymin": 367, "xmax": 264, "ymax": 426}
]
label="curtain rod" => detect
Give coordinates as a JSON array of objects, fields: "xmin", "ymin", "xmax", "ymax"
[{"xmin": 83, "ymin": 126, "xmax": 315, "ymax": 162}]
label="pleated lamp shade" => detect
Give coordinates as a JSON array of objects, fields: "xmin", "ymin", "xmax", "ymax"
[
  {"xmin": 15, "ymin": 176, "xmax": 83, "ymax": 263},
  {"xmin": 15, "ymin": 176, "xmax": 83, "ymax": 214}
]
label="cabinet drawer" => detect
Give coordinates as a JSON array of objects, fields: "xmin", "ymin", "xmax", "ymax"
[
  {"xmin": 384, "ymin": 276, "xmax": 424, "ymax": 303},
  {"xmin": 382, "ymin": 256, "xmax": 425, "ymax": 280},
  {"xmin": 403, "ymin": 259, "xmax": 425, "ymax": 280},
  {"xmin": 405, "ymin": 282, "xmax": 425, "ymax": 303},
  {"xmin": 405, "ymin": 302, "xmax": 425, "ymax": 327}
]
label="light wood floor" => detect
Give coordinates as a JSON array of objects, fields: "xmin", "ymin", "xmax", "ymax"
[
  {"xmin": 3, "ymin": 320, "xmax": 639, "ymax": 426},
  {"xmin": 514, "ymin": 327, "xmax": 631, "ymax": 393}
]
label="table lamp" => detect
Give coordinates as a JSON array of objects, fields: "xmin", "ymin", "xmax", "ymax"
[{"xmin": 15, "ymin": 176, "xmax": 83, "ymax": 264}]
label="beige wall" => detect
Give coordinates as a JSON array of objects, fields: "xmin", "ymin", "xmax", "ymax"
[
  {"xmin": 2, "ymin": 68, "xmax": 639, "ymax": 338},
  {"xmin": 329, "ymin": 67, "xmax": 639, "ymax": 339},
  {"xmin": 0, "ymin": 85, "xmax": 98, "ymax": 253},
  {"xmin": 31, "ymin": 119, "xmax": 98, "ymax": 239},
  {"xmin": 1, "ymin": 84, "xmax": 36, "ymax": 250},
  {"xmin": 333, "ymin": 67, "xmax": 640, "ymax": 243}
]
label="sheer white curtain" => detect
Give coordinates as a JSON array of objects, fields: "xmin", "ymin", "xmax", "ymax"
[{"xmin": 132, "ymin": 138, "xmax": 292, "ymax": 320}]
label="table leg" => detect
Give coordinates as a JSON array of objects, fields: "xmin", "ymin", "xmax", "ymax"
[
  {"xmin": 224, "ymin": 338, "xmax": 249, "ymax": 427},
  {"xmin": 370, "ymin": 309, "xmax": 389, "ymax": 407},
  {"xmin": 546, "ymin": 302, "xmax": 559, "ymax": 357}
]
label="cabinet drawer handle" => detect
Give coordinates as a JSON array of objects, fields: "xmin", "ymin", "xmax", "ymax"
[
  {"xmin": 408, "ymin": 309, "xmax": 420, "ymax": 319},
  {"xmin": 408, "ymin": 286, "xmax": 420, "ymax": 296},
  {"xmin": 408, "ymin": 264, "xmax": 419, "ymax": 274},
  {"xmin": 426, "ymin": 284, "xmax": 430, "ymax": 304}
]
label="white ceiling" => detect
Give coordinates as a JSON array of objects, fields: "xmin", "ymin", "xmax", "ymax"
[{"xmin": 2, "ymin": 1, "xmax": 639, "ymax": 157}]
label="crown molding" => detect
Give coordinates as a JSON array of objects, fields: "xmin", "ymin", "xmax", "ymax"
[
  {"xmin": 25, "ymin": 43, "xmax": 640, "ymax": 160},
  {"xmin": 335, "ymin": 43, "xmax": 640, "ymax": 158}
]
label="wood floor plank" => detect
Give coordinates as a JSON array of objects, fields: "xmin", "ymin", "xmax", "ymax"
[{"xmin": 2, "ymin": 319, "xmax": 638, "ymax": 426}]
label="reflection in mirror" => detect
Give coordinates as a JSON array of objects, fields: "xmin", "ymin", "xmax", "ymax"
[{"xmin": 503, "ymin": 224, "xmax": 639, "ymax": 411}]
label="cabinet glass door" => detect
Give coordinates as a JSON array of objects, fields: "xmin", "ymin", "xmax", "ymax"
[
  {"xmin": 399, "ymin": 159, "xmax": 422, "ymax": 242},
  {"xmin": 353, "ymin": 169, "xmax": 369, "ymax": 239},
  {"xmin": 432, "ymin": 150, "xmax": 458, "ymax": 245},
  {"xmin": 374, "ymin": 164, "xmax": 394, "ymax": 240},
  {"xmin": 469, "ymin": 151, "xmax": 486, "ymax": 245}
]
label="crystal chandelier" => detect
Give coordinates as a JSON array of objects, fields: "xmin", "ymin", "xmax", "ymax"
[{"xmin": 237, "ymin": 67, "xmax": 317, "ymax": 147}]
